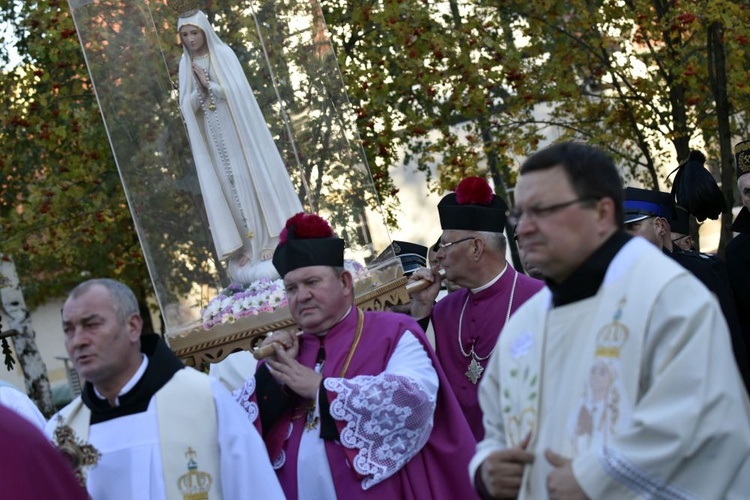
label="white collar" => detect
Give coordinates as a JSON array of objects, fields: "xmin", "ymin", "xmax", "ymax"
[
  {"xmin": 470, "ymin": 263, "xmax": 510, "ymax": 294},
  {"xmin": 315, "ymin": 305, "xmax": 353, "ymax": 337}
]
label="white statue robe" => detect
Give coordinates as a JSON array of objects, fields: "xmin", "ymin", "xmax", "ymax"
[
  {"xmin": 472, "ymin": 237, "xmax": 750, "ymax": 499},
  {"xmin": 178, "ymin": 11, "xmax": 303, "ymax": 282}
]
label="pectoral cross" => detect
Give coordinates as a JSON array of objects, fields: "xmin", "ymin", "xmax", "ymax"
[{"xmin": 466, "ymin": 358, "xmax": 484, "ymax": 384}]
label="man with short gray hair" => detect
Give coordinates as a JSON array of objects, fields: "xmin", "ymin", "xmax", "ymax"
[
  {"xmin": 409, "ymin": 176, "xmax": 543, "ymax": 440},
  {"xmin": 233, "ymin": 212, "xmax": 477, "ymax": 499},
  {"xmin": 46, "ymin": 278, "xmax": 283, "ymax": 499}
]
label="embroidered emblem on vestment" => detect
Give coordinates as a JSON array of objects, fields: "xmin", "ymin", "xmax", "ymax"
[{"xmin": 178, "ymin": 447, "xmax": 213, "ymax": 500}]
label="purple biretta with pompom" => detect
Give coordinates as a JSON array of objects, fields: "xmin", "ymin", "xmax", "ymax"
[{"xmin": 233, "ymin": 212, "xmax": 479, "ymax": 499}]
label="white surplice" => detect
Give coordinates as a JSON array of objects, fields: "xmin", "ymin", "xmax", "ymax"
[
  {"xmin": 472, "ymin": 237, "xmax": 750, "ymax": 499},
  {"xmin": 47, "ymin": 377, "xmax": 284, "ymax": 500}
]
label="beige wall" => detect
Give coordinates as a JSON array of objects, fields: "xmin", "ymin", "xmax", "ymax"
[{"xmin": 0, "ymin": 299, "xmax": 72, "ymax": 396}]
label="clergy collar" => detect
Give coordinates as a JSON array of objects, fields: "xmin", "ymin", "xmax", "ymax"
[
  {"xmin": 546, "ymin": 231, "xmax": 631, "ymax": 307},
  {"xmin": 312, "ymin": 305, "xmax": 353, "ymax": 337},
  {"xmin": 93, "ymin": 354, "xmax": 148, "ymax": 406},
  {"xmin": 82, "ymin": 334, "xmax": 184, "ymax": 424},
  {"xmin": 470, "ymin": 262, "xmax": 509, "ymax": 294}
]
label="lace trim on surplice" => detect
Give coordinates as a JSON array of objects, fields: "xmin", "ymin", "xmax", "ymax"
[
  {"xmin": 232, "ymin": 376, "xmax": 259, "ymax": 424},
  {"xmin": 324, "ymin": 373, "xmax": 436, "ymax": 489}
]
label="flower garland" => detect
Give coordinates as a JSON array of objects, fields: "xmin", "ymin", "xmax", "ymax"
[{"xmin": 201, "ymin": 260, "xmax": 370, "ymax": 330}]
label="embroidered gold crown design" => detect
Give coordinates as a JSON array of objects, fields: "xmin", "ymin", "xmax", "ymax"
[
  {"xmin": 178, "ymin": 447, "xmax": 213, "ymax": 500},
  {"xmin": 167, "ymin": 0, "xmax": 200, "ymax": 17},
  {"xmin": 595, "ymin": 297, "xmax": 628, "ymax": 358},
  {"xmin": 735, "ymin": 140, "xmax": 750, "ymax": 175},
  {"xmin": 52, "ymin": 416, "xmax": 101, "ymax": 487}
]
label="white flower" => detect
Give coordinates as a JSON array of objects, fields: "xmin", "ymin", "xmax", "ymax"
[
  {"xmin": 202, "ymin": 263, "xmax": 367, "ymax": 330},
  {"xmin": 204, "ymin": 300, "xmax": 222, "ymax": 318}
]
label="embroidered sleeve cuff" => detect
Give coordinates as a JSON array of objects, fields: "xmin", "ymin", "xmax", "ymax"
[
  {"xmin": 572, "ymin": 449, "xmax": 636, "ymax": 499},
  {"xmin": 323, "ymin": 373, "xmax": 436, "ymax": 489}
]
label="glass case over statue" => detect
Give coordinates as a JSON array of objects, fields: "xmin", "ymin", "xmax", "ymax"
[{"xmin": 66, "ymin": 0, "xmax": 405, "ymax": 365}]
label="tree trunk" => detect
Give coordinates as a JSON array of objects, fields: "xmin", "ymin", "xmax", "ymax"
[
  {"xmin": 707, "ymin": 21, "xmax": 734, "ymax": 258},
  {"xmin": 0, "ymin": 254, "xmax": 56, "ymax": 418}
]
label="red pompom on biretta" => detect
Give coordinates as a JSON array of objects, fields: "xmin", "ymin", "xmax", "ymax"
[
  {"xmin": 279, "ymin": 212, "xmax": 334, "ymax": 246},
  {"xmin": 438, "ymin": 175, "xmax": 507, "ymax": 232},
  {"xmin": 273, "ymin": 212, "xmax": 344, "ymax": 277},
  {"xmin": 455, "ymin": 176, "xmax": 494, "ymax": 206}
]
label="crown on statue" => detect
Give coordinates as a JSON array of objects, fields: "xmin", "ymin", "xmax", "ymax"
[
  {"xmin": 167, "ymin": 0, "xmax": 201, "ymax": 17},
  {"xmin": 178, "ymin": 447, "xmax": 213, "ymax": 500}
]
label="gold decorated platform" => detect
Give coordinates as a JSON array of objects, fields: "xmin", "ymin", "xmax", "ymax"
[{"xmin": 168, "ymin": 276, "xmax": 409, "ymax": 370}]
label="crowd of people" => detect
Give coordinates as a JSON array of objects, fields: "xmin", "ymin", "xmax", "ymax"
[{"xmin": 3, "ymin": 140, "xmax": 750, "ymax": 500}]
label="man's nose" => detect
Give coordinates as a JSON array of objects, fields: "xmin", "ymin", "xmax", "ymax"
[
  {"xmin": 68, "ymin": 327, "xmax": 89, "ymax": 348},
  {"xmin": 515, "ymin": 214, "xmax": 535, "ymax": 236},
  {"xmin": 297, "ymin": 286, "xmax": 313, "ymax": 301}
]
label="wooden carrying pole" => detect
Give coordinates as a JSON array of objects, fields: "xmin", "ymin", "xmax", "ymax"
[{"xmin": 251, "ymin": 269, "xmax": 445, "ymax": 360}]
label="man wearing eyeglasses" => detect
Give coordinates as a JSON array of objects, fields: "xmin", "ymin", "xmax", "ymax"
[
  {"xmin": 409, "ymin": 176, "xmax": 543, "ymax": 441},
  {"xmin": 668, "ymin": 204, "xmax": 695, "ymax": 251},
  {"xmin": 470, "ymin": 142, "xmax": 750, "ymax": 499}
]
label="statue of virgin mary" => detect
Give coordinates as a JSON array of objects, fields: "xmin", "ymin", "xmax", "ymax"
[{"xmin": 177, "ymin": 9, "xmax": 303, "ymax": 284}]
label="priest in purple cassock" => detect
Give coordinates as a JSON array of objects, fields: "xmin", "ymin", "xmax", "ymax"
[
  {"xmin": 409, "ymin": 177, "xmax": 544, "ymax": 440},
  {"xmin": 233, "ymin": 212, "xmax": 478, "ymax": 499}
]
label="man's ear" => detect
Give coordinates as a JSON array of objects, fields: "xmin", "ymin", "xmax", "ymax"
[
  {"xmin": 340, "ymin": 270, "xmax": 354, "ymax": 295},
  {"xmin": 654, "ymin": 217, "xmax": 668, "ymax": 237},
  {"xmin": 126, "ymin": 314, "xmax": 144, "ymax": 343},
  {"xmin": 594, "ymin": 197, "xmax": 617, "ymax": 234},
  {"xmin": 472, "ymin": 236, "xmax": 485, "ymax": 261}
]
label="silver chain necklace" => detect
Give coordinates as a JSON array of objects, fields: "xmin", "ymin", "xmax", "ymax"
[{"xmin": 458, "ymin": 268, "xmax": 518, "ymax": 384}]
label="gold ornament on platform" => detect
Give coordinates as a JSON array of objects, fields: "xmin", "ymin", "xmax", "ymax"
[{"xmin": 167, "ymin": 0, "xmax": 201, "ymax": 18}]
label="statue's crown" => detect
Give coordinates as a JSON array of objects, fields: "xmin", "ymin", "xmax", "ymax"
[{"xmin": 167, "ymin": 0, "xmax": 200, "ymax": 17}]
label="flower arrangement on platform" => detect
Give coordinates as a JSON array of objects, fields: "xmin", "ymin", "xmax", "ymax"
[{"xmin": 201, "ymin": 259, "xmax": 370, "ymax": 330}]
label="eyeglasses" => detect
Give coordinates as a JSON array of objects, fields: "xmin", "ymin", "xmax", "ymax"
[
  {"xmin": 671, "ymin": 234, "xmax": 689, "ymax": 243},
  {"xmin": 436, "ymin": 236, "xmax": 475, "ymax": 251},
  {"xmin": 625, "ymin": 217, "xmax": 655, "ymax": 232},
  {"xmin": 507, "ymin": 197, "xmax": 598, "ymax": 226}
]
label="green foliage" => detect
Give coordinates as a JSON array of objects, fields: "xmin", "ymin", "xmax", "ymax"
[
  {"xmin": 324, "ymin": 0, "xmax": 750, "ymax": 195},
  {"xmin": 2, "ymin": 338, "xmax": 14, "ymax": 371},
  {"xmin": 0, "ymin": 0, "xmax": 152, "ymax": 308},
  {"xmin": 3, "ymin": 0, "xmax": 750, "ymax": 310}
]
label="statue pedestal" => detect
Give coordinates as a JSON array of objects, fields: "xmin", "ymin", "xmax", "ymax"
[{"xmin": 168, "ymin": 276, "xmax": 409, "ymax": 369}]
